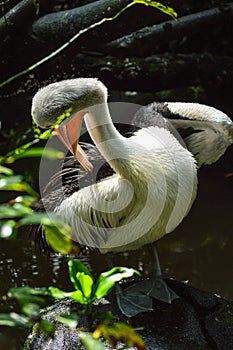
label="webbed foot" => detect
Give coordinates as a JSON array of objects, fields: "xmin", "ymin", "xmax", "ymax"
[
  {"xmin": 116, "ymin": 277, "xmax": 179, "ymax": 317},
  {"xmin": 115, "ymin": 243, "xmax": 179, "ymax": 317},
  {"xmin": 116, "ymin": 283, "xmax": 153, "ymax": 317}
]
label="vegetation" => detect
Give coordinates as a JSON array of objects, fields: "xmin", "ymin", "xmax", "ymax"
[
  {"xmin": 0, "ymin": 259, "xmax": 144, "ymax": 349},
  {"xmin": 0, "ymin": 140, "xmax": 75, "ymax": 254},
  {"xmin": 0, "ymin": 90, "xmax": 145, "ymax": 348}
]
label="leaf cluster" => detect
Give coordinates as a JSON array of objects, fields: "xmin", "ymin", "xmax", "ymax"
[
  {"xmin": 0, "ymin": 259, "xmax": 144, "ymax": 349},
  {"xmin": 49, "ymin": 260, "xmax": 139, "ymax": 306},
  {"xmin": 49, "ymin": 260, "xmax": 143, "ymax": 349},
  {"xmin": 0, "ymin": 139, "xmax": 77, "ymax": 254}
]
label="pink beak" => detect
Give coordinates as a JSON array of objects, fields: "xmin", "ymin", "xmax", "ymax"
[{"xmin": 55, "ymin": 112, "xmax": 93, "ymax": 172}]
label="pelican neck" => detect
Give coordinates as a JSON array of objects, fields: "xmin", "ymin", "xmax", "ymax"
[{"xmin": 84, "ymin": 103, "xmax": 124, "ymax": 144}]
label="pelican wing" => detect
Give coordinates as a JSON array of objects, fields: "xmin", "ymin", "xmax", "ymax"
[
  {"xmin": 133, "ymin": 102, "xmax": 233, "ymax": 168},
  {"xmin": 168, "ymin": 119, "xmax": 232, "ymax": 167}
]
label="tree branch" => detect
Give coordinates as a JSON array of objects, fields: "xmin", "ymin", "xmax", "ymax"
[
  {"xmin": 31, "ymin": 0, "xmax": 133, "ymax": 45},
  {"xmin": 1, "ymin": 52, "xmax": 232, "ymax": 97},
  {"xmin": 104, "ymin": 3, "xmax": 233, "ymax": 56},
  {"xmin": 0, "ymin": 0, "xmax": 53, "ymax": 41}
]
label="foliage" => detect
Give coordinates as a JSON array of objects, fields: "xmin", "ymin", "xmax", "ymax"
[
  {"xmin": 0, "ymin": 138, "xmax": 76, "ymax": 254},
  {"xmin": 93, "ymin": 322, "xmax": 145, "ymax": 350},
  {"xmin": 80, "ymin": 323, "xmax": 146, "ymax": 350},
  {"xmin": 32, "ymin": 107, "xmax": 74, "ymax": 140},
  {"xmin": 0, "ymin": 285, "xmax": 55, "ymax": 333},
  {"xmin": 32, "ymin": 0, "xmax": 40, "ymax": 15},
  {"xmin": 133, "ymin": 0, "xmax": 177, "ymax": 18},
  {"xmin": 0, "ymin": 171, "xmax": 74, "ymax": 254},
  {"xmin": 0, "ymin": 259, "xmax": 144, "ymax": 349},
  {"xmin": 49, "ymin": 260, "xmax": 139, "ymax": 328},
  {"xmin": 0, "ymin": 139, "xmax": 64, "ymax": 164}
]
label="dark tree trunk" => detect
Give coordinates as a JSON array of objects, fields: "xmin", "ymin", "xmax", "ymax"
[
  {"xmin": 104, "ymin": 3, "xmax": 233, "ymax": 57},
  {"xmin": 0, "ymin": 0, "xmax": 53, "ymax": 41},
  {"xmin": 0, "ymin": 1, "xmax": 233, "ymax": 114}
]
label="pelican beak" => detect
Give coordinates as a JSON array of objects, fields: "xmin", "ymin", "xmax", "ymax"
[{"xmin": 55, "ymin": 112, "xmax": 93, "ymax": 172}]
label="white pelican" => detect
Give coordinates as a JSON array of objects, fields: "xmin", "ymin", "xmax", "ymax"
[{"xmin": 32, "ymin": 78, "xmax": 233, "ymax": 316}]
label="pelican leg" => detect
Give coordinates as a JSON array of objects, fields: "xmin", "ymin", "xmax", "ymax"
[
  {"xmin": 106, "ymin": 252, "xmax": 115, "ymax": 268},
  {"xmin": 116, "ymin": 283, "xmax": 153, "ymax": 317},
  {"xmin": 115, "ymin": 244, "xmax": 179, "ymax": 317},
  {"xmin": 106, "ymin": 252, "xmax": 152, "ymax": 317},
  {"xmin": 145, "ymin": 243, "xmax": 179, "ymax": 303}
]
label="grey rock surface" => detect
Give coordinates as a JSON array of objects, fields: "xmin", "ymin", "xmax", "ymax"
[{"xmin": 25, "ymin": 280, "xmax": 233, "ymax": 350}]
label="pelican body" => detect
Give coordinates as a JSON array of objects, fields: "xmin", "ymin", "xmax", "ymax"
[
  {"xmin": 32, "ymin": 78, "xmax": 233, "ymax": 252},
  {"xmin": 32, "ymin": 78, "xmax": 233, "ymax": 315}
]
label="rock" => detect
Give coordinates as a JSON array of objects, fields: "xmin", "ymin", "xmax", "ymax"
[
  {"xmin": 205, "ymin": 301, "xmax": 233, "ymax": 350},
  {"xmin": 25, "ymin": 280, "xmax": 233, "ymax": 350}
]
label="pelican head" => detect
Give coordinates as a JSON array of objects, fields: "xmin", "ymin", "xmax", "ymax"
[
  {"xmin": 31, "ymin": 78, "xmax": 107, "ymax": 129},
  {"xmin": 31, "ymin": 78, "xmax": 108, "ymax": 172}
]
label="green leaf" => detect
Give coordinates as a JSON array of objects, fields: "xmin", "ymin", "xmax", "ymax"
[
  {"xmin": 0, "ymin": 140, "xmax": 39, "ymax": 164},
  {"xmin": 56, "ymin": 312, "xmax": 79, "ymax": 328},
  {"xmin": 12, "ymin": 202, "xmax": 33, "ymax": 213},
  {"xmin": 133, "ymin": 0, "xmax": 177, "ymax": 18},
  {"xmin": 48, "ymin": 286, "xmax": 71, "ymax": 300},
  {"xmin": 0, "ymin": 203, "xmax": 33, "ymax": 219},
  {"xmin": 20, "ymin": 212, "xmax": 74, "ymax": 254},
  {"xmin": 0, "ymin": 175, "xmax": 23, "ymax": 189},
  {"xmin": 8, "ymin": 286, "xmax": 49, "ymax": 307},
  {"xmin": 79, "ymin": 332, "xmax": 107, "ymax": 350},
  {"xmin": 0, "ymin": 312, "xmax": 31, "ymax": 328},
  {"xmin": 37, "ymin": 318, "xmax": 55, "ymax": 335},
  {"xmin": 44, "ymin": 262, "xmax": 93, "ymax": 304},
  {"xmin": 0, "ymin": 165, "xmax": 13, "ymax": 175},
  {"xmin": 19, "ymin": 212, "xmax": 55, "ymax": 226},
  {"xmin": 76, "ymin": 272, "xmax": 93, "ymax": 299},
  {"xmin": 32, "ymin": 0, "xmax": 40, "ymax": 15},
  {"xmin": 68, "ymin": 260, "xmax": 93, "ymax": 290},
  {"xmin": 69, "ymin": 290, "xmax": 86, "ymax": 304},
  {"xmin": 22, "ymin": 303, "xmax": 41, "ymax": 318},
  {"xmin": 0, "ymin": 220, "xmax": 17, "ymax": 238},
  {"xmin": 5, "ymin": 147, "xmax": 64, "ymax": 161},
  {"xmin": 44, "ymin": 225, "xmax": 73, "ymax": 255},
  {"xmin": 95, "ymin": 267, "xmax": 139, "ymax": 299},
  {"xmin": 0, "ymin": 175, "xmax": 38, "ymax": 196},
  {"xmin": 19, "ymin": 212, "xmax": 68, "ymax": 228},
  {"xmin": 94, "ymin": 322, "xmax": 146, "ymax": 350}
]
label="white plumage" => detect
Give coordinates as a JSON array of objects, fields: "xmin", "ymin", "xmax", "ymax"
[
  {"xmin": 32, "ymin": 78, "xmax": 233, "ymax": 316},
  {"xmin": 31, "ymin": 78, "xmax": 233, "ymax": 253},
  {"xmin": 54, "ymin": 125, "xmax": 197, "ymax": 252}
]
